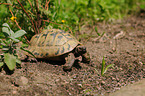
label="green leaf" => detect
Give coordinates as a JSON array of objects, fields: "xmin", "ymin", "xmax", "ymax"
[
  {"xmin": 12, "ymin": 30, "xmax": 26, "ymax": 38},
  {"xmin": 7, "ymin": 0, "xmax": 12, "ymax": 4},
  {"xmin": 20, "ymin": 43, "xmax": 29, "ymax": 47},
  {"xmin": 140, "ymin": 4, "xmax": 145, "ymax": 9},
  {"xmin": 2, "ymin": 27, "xmax": 10, "ymax": 37},
  {"xmin": 0, "ymin": 32, "xmax": 5, "ymax": 38},
  {"xmin": 2, "ymin": 23, "xmax": 10, "ymax": 28},
  {"xmin": 2, "ymin": 48, "xmax": 9, "ymax": 51},
  {"xmin": 0, "ymin": 62, "xmax": 4, "ymax": 67},
  {"xmin": 97, "ymin": 32, "xmax": 101, "ymax": 36},
  {"xmin": 2, "ymin": 23, "xmax": 14, "ymax": 36},
  {"xmin": 101, "ymin": 32, "xmax": 105, "ymax": 37},
  {"xmin": 95, "ymin": 27, "xmax": 101, "ymax": 36},
  {"xmin": 16, "ymin": 58, "xmax": 21, "ymax": 64},
  {"xmin": 10, "ymin": 37, "xmax": 20, "ymax": 42},
  {"xmin": 0, "ymin": 39, "xmax": 6, "ymax": 46},
  {"xmin": 95, "ymin": 27, "xmax": 98, "ymax": 32},
  {"xmin": 2, "ymin": 39, "xmax": 10, "ymax": 46},
  {"xmin": 101, "ymin": 56, "xmax": 105, "ymax": 76},
  {"xmin": 20, "ymin": 47, "xmax": 36, "ymax": 58},
  {"xmin": 104, "ymin": 64, "xmax": 114, "ymax": 74},
  {"xmin": 4, "ymin": 53, "xmax": 16, "ymax": 70},
  {"xmin": 47, "ymin": 25, "xmax": 53, "ymax": 30}
]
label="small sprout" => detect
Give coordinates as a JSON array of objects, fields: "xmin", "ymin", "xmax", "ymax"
[
  {"xmin": 95, "ymin": 27, "xmax": 101, "ymax": 36},
  {"xmin": 101, "ymin": 56, "xmax": 114, "ymax": 76},
  {"xmin": 78, "ymin": 84, "xmax": 83, "ymax": 88},
  {"xmin": 83, "ymin": 89, "xmax": 92, "ymax": 94},
  {"xmin": 94, "ymin": 27, "xmax": 105, "ymax": 38}
]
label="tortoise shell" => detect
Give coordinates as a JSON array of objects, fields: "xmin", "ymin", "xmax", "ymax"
[{"xmin": 27, "ymin": 29, "xmax": 80, "ymax": 58}]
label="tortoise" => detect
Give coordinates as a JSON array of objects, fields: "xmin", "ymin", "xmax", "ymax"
[{"xmin": 24, "ymin": 29, "xmax": 90, "ymax": 70}]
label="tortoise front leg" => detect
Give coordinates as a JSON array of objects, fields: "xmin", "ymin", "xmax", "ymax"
[
  {"xmin": 82, "ymin": 52, "xmax": 90, "ymax": 63},
  {"xmin": 63, "ymin": 53, "xmax": 75, "ymax": 71}
]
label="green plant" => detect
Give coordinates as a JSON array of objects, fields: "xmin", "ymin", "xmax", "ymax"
[
  {"xmin": 0, "ymin": 23, "xmax": 26, "ymax": 70},
  {"xmin": 83, "ymin": 89, "xmax": 92, "ymax": 94},
  {"xmin": 95, "ymin": 27, "xmax": 105, "ymax": 37},
  {"xmin": 0, "ymin": 0, "xmax": 144, "ymax": 38},
  {"xmin": 101, "ymin": 56, "xmax": 114, "ymax": 76}
]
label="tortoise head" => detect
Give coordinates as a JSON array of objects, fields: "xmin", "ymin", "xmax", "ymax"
[
  {"xmin": 75, "ymin": 46, "xmax": 87, "ymax": 55},
  {"xmin": 75, "ymin": 45, "xmax": 90, "ymax": 63}
]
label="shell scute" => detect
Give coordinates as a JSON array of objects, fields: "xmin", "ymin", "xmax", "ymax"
[{"xmin": 27, "ymin": 29, "xmax": 80, "ymax": 58}]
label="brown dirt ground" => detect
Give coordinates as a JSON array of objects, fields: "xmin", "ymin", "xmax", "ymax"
[
  {"xmin": 109, "ymin": 78, "xmax": 145, "ymax": 96},
  {"xmin": 0, "ymin": 12, "xmax": 145, "ymax": 96}
]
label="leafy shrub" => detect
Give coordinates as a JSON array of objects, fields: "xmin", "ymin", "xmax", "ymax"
[
  {"xmin": 0, "ymin": 23, "xmax": 26, "ymax": 70},
  {"xmin": 0, "ymin": 0, "xmax": 144, "ymax": 38}
]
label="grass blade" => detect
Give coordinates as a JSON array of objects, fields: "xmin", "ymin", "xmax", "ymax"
[
  {"xmin": 101, "ymin": 56, "xmax": 105, "ymax": 76},
  {"xmin": 104, "ymin": 64, "xmax": 114, "ymax": 74}
]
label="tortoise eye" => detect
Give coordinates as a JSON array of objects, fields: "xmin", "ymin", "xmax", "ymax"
[
  {"xmin": 83, "ymin": 47, "xmax": 86, "ymax": 51},
  {"xmin": 80, "ymin": 47, "xmax": 86, "ymax": 51},
  {"xmin": 77, "ymin": 47, "xmax": 86, "ymax": 52}
]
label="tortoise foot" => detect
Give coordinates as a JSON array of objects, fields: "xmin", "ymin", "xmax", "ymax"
[{"xmin": 63, "ymin": 53, "xmax": 75, "ymax": 71}]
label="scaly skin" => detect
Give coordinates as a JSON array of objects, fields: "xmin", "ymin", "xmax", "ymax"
[{"xmin": 63, "ymin": 53, "xmax": 75, "ymax": 71}]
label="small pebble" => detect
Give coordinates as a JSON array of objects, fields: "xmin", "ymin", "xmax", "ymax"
[
  {"xmin": 78, "ymin": 84, "xmax": 82, "ymax": 87},
  {"xmin": 101, "ymin": 81, "xmax": 105, "ymax": 85},
  {"xmin": 111, "ymin": 77, "xmax": 116, "ymax": 80},
  {"xmin": 19, "ymin": 76, "xmax": 28, "ymax": 85},
  {"xmin": 12, "ymin": 90, "xmax": 17, "ymax": 94}
]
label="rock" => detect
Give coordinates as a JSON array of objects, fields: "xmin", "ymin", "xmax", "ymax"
[
  {"xmin": 19, "ymin": 76, "xmax": 28, "ymax": 85},
  {"xmin": 78, "ymin": 84, "xmax": 83, "ymax": 87},
  {"xmin": 12, "ymin": 90, "xmax": 17, "ymax": 94},
  {"xmin": 14, "ymin": 76, "xmax": 28, "ymax": 86},
  {"xmin": 101, "ymin": 81, "xmax": 105, "ymax": 85}
]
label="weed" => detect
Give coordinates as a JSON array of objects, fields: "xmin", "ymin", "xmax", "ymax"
[
  {"xmin": 0, "ymin": 0, "xmax": 144, "ymax": 39},
  {"xmin": 0, "ymin": 23, "xmax": 26, "ymax": 71},
  {"xmin": 95, "ymin": 56, "xmax": 114, "ymax": 76},
  {"xmin": 101, "ymin": 56, "xmax": 114, "ymax": 76}
]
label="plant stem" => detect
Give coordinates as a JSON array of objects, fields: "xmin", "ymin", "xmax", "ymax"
[
  {"xmin": 9, "ymin": 6, "xmax": 29, "ymax": 44},
  {"xmin": 17, "ymin": 0, "xmax": 37, "ymax": 34}
]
